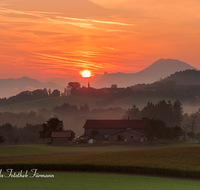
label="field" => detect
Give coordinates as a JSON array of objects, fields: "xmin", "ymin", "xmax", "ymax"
[
  {"xmin": 1, "ymin": 144, "xmax": 200, "ymax": 179},
  {"xmin": 1, "ymin": 172, "xmax": 200, "ymax": 190}
]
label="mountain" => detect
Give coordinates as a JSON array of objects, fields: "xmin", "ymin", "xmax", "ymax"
[
  {"xmin": 93, "ymin": 59, "xmax": 198, "ymax": 88},
  {"xmin": 0, "ymin": 76, "xmax": 63, "ymax": 98}
]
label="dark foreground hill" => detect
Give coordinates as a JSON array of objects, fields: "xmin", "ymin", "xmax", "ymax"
[{"xmin": 160, "ymin": 69, "xmax": 200, "ymax": 85}]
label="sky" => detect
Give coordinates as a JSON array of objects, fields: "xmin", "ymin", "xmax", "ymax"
[{"xmin": 0, "ymin": 0, "xmax": 200, "ymax": 81}]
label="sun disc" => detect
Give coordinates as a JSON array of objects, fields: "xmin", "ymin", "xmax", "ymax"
[{"xmin": 82, "ymin": 70, "xmax": 91, "ymax": 78}]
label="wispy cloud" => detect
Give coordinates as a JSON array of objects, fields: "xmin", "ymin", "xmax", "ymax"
[
  {"xmin": 45, "ymin": 17, "xmax": 96, "ymax": 29},
  {"xmin": 34, "ymin": 53, "xmax": 102, "ymax": 69},
  {"xmin": 103, "ymin": 47, "xmax": 118, "ymax": 51},
  {"xmin": 57, "ymin": 16, "xmax": 134, "ymax": 26},
  {"xmin": 0, "ymin": 7, "xmax": 61, "ymax": 17}
]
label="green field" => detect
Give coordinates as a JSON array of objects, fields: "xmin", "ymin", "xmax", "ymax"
[
  {"xmin": 1, "ymin": 172, "xmax": 200, "ymax": 190},
  {"xmin": 1, "ymin": 144, "xmax": 200, "ymax": 179}
]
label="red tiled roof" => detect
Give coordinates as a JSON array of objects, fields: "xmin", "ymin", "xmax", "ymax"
[
  {"xmin": 83, "ymin": 119, "xmax": 149, "ymax": 129},
  {"xmin": 51, "ymin": 131, "xmax": 71, "ymax": 138}
]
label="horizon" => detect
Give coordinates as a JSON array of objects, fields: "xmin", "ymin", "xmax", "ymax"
[
  {"xmin": 1, "ymin": 1, "xmax": 200, "ymax": 81},
  {"xmin": 0, "ymin": 58, "xmax": 198, "ymax": 81}
]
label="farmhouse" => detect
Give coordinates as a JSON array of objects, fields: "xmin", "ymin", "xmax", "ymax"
[
  {"xmin": 109, "ymin": 129, "xmax": 146, "ymax": 142},
  {"xmin": 51, "ymin": 131, "xmax": 72, "ymax": 145},
  {"xmin": 83, "ymin": 119, "xmax": 149, "ymax": 142}
]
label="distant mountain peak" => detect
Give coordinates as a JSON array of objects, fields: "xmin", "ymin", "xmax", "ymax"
[{"xmin": 94, "ymin": 58, "xmax": 198, "ymax": 88}]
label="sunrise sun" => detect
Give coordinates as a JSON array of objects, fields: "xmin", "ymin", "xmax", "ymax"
[{"xmin": 81, "ymin": 70, "xmax": 91, "ymax": 78}]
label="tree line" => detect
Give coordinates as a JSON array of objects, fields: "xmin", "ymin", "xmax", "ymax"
[
  {"xmin": 0, "ymin": 118, "xmax": 75, "ymax": 145},
  {"xmin": 0, "ymin": 123, "xmax": 43, "ymax": 145},
  {"xmin": 0, "ymin": 88, "xmax": 60, "ymax": 106},
  {"xmin": 123, "ymin": 100, "xmax": 183, "ymax": 127}
]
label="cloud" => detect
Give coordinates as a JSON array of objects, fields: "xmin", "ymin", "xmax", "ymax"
[
  {"xmin": 33, "ymin": 53, "xmax": 102, "ymax": 69},
  {"xmin": 90, "ymin": 0, "xmax": 126, "ymax": 8},
  {"xmin": 57, "ymin": 16, "xmax": 134, "ymax": 26}
]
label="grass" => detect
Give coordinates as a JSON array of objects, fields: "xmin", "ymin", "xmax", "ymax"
[{"xmin": 1, "ymin": 172, "xmax": 200, "ymax": 190}]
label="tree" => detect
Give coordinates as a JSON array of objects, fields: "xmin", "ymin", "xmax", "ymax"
[
  {"xmin": 0, "ymin": 135, "xmax": 4, "ymax": 143},
  {"xmin": 141, "ymin": 102, "xmax": 155, "ymax": 119},
  {"xmin": 14, "ymin": 138, "xmax": 19, "ymax": 145},
  {"xmin": 123, "ymin": 105, "xmax": 141, "ymax": 119},
  {"xmin": 50, "ymin": 89, "xmax": 60, "ymax": 97},
  {"xmin": 172, "ymin": 100, "xmax": 183, "ymax": 126},
  {"xmin": 111, "ymin": 84, "xmax": 117, "ymax": 88},
  {"xmin": 144, "ymin": 118, "xmax": 166, "ymax": 143},
  {"xmin": 39, "ymin": 118, "xmax": 63, "ymax": 140},
  {"xmin": 79, "ymin": 103, "xmax": 90, "ymax": 114},
  {"xmin": 172, "ymin": 126, "xmax": 183, "ymax": 140},
  {"xmin": 67, "ymin": 82, "xmax": 81, "ymax": 95},
  {"xmin": 154, "ymin": 100, "xmax": 174, "ymax": 126},
  {"xmin": 187, "ymin": 131, "xmax": 195, "ymax": 140},
  {"xmin": 69, "ymin": 130, "xmax": 75, "ymax": 141},
  {"xmin": 181, "ymin": 124, "xmax": 191, "ymax": 140}
]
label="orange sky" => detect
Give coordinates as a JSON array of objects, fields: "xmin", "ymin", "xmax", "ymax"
[{"xmin": 0, "ymin": 0, "xmax": 200, "ymax": 80}]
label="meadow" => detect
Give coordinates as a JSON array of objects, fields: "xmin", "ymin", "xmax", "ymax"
[
  {"xmin": 1, "ymin": 144, "xmax": 200, "ymax": 179},
  {"xmin": 1, "ymin": 172, "xmax": 200, "ymax": 190}
]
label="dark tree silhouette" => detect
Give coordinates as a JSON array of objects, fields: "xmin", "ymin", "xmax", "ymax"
[
  {"xmin": 172, "ymin": 100, "xmax": 183, "ymax": 126},
  {"xmin": 50, "ymin": 89, "xmax": 60, "ymax": 97},
  {"xmin": 39, "ymin": 118, "xmax": 63, "ymax": 140},
  {"xmin": 144, "ymin": 118, "xmax": 166, "ymax": 143},
  {"xmin": 123, "ymin": 105, "xmax": 141, "ymax": 119},
  {"xmin": 67, "ymin": 82, "xmax": 81, "ymax": 95},
  {"xmin": 0, "ymin": 134, "xmax": 4, "ymax": 143}
]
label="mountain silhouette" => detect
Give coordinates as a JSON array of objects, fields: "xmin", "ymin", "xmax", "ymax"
[
  {"xmin": 0, "ymin": 76, "xmax": 62, "ymax": 98},
  {"xmin": 93, "ymin": 59, "xmax": 198, "ymax": 88}
]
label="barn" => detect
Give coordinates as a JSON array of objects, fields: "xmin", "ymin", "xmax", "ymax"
[
  {"xmin": 51, "ymin": 131, "xmax": 72, "ymax": 145},
  {"xmin": 83, "ymin": 119, "xmax": 149, "ymax": 141},
  {"xmin": 109, "ymin": 129, "xmax": 146, "ymax": 142}
]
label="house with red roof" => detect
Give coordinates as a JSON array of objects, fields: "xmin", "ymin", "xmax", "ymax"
[{"xmin": 83, "ymin": 119, "xmax": 148, "ymax": 142}]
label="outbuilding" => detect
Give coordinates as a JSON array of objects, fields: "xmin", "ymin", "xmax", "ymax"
[{"xmin": 51, "ymin": 131, "xmax": 72, "ymax": 145}]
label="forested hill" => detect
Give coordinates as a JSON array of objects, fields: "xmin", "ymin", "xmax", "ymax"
[{"xmin": 161, "ymin": 70, "xmax": 200, "ymax": 85}]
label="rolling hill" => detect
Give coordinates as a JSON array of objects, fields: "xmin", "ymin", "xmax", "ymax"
[{"xmin": 0, "ymin": 76, "xmax": 63, "ymax": 98}]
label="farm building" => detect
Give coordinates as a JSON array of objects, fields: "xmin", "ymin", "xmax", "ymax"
[
  {"xmin": 51, "ymin": 131, "xmax": 72, "ymax": 145},
  {"xmin": 83, "ymin": 119, "xmax": 149, "ymax": 142}
]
